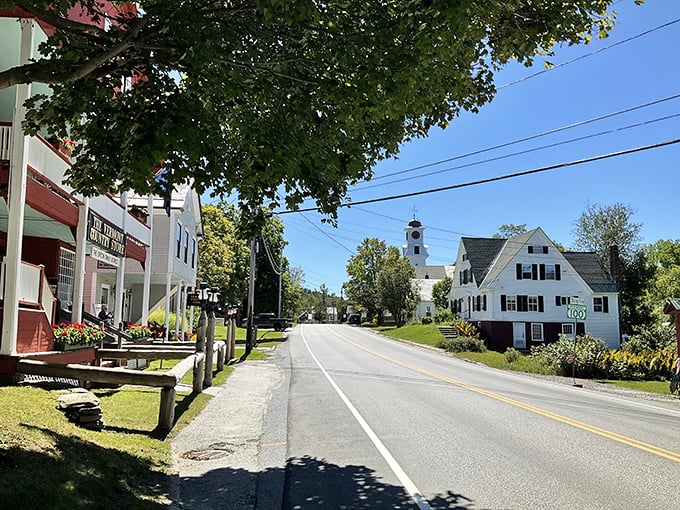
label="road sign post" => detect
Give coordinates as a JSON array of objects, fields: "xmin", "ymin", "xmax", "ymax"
[{"xmin": 566, "ymin": 298, "xmax": 587, "ymax": 387}]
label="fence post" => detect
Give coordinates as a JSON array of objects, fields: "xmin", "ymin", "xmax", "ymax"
[
  {"xmin": 158, "ymin": 386, "xmax": 176, "ymax": 431},
  {"xmin": 216, "ymin": 342, "xmax": 225, "ymax": 371},
  {"xmin": 192, "ymin": 354, "xmax": 204, "ymax": 394}
]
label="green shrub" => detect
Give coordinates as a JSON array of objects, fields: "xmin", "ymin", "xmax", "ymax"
[
  {"xmin": 531, "ymin": 333, "xmax": 607, "ymax": 378},
  {"xmin": 454, "ymin": 320, "xmax": 481, "ymax": 340},
  {"xmin": 437, "ymin": 336, "xmax": 487, "ymax": 353},
  {"xmin": 622, "ymin": 322, "xmax": 675, "ymax": 354},
  {"xmin": 504, "ymin": 347, "xmax": 522, "ymax": 363},
  {"xmin": 421, "ymin": 316, "xmax": 433, "ymax": 325},
  {"xmin": 433, "ymin": 309, "xmax": 453, "ymax": 324}
]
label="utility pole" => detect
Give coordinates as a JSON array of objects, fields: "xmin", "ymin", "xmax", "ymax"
[
  {"xmin": 245, "ymin": 237, "xmax": 257, "ymax": 355},
  {"xmin": 277, "ymin": 243, "xmax": 283, "ymax": 318}
]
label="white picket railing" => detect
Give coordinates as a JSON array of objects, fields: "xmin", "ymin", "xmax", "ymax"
[
  {"xmin": 0, "ymin": 258, "xmax": 56, "ymax": 325},
  {"xmin": 0, "ymin": 125, "xmax": 10, "ymax": 161}
]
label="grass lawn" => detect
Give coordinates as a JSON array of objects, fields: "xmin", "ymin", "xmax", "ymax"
[
  {"xmin": 0, "ymin": 336, "xmax": 282, "ymax": 507},
  {"xmin": 372, "ymin": 322, "xmax": 443, "ymax": 347},
  {"xmin": 374, "ymin": 323, "xmax": 675, "ymax": 395}
]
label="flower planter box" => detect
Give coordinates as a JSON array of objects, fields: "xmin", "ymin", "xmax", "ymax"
[{"xmin": 54, "ymin": 341, "xmax": 96, "ymax": 351}]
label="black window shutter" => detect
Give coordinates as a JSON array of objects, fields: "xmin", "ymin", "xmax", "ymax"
[
  {"xmin": 539, "ymin": 264, "xmax": 546, "ymax": 280},
  {"xmin": 528, "ymin": 246, "xmax": 534, "ymax": 254},
  {"xmin": 603, "ymin": 296, "xmax": 609, "ymax": 313},
  {"xmin": 519, "ymin": 295, "xmax": 528, "ymax": 312},
  {"xmin": 501, "ymin": 295, "xmax": 507, "ymax": 311},
  {"xmin": 555, "ymin": 296, "xmax": 561, "ymax": 307},
  {"xmin": 543, "ymin": 246, "xmax": 549, "ymax": 254},
  {"xmin": 532, "ymin": 264, "xmax": 538, "ymax": 280},
  {"xmin": 555, "ymin": 264, "xmax": 561, "ymax": 280},
  {"xmin": 516, "ymin": 263, "xmax": 522, "ymax": 280},
  {"xmin": 483, "ymin": 295, "xmax": 487, "ymax": 311},
  {"xmin": 538, "ymin": 296, "xmax": 544, "ymax": 312},
  {"xmin": 460, "ymin": 271, "xmax": 463, "ymax": 285}
]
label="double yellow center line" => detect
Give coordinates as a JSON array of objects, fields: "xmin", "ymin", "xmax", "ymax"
[{"xmin": 329, "ymin": 327, "xmax": 680, "ymax": 463}]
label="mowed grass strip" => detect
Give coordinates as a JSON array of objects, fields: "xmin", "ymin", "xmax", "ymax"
[{"xmin": 0, "ymin": 333, "xmax": 282, "ymax": 508}]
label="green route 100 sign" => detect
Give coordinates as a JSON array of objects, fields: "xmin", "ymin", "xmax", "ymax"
[{"xmin": 566, "ymin": 298, "xmax": 587, "ymax": 321}]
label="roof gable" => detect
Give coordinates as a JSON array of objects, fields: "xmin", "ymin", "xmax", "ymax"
[
  {"xmin": 562, "ymin": 252, "xmax": 618, "ymax": 292},
  {"xmin": 460, "ymin": 237, "xmax": 507, "ymax": 285}
]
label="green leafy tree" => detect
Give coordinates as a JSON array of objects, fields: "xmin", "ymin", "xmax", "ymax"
[
  {"xmin": 432, "ymin": 277, "xmax": 452, "ymax": 310},
  {"xmin": 572, "ymin": 202, "xmax": 646, "ymax": 333},
  {"xmin": 572, "ymin": 202, "xmax": 642, "ymax": 268},
  {"xmin": 4, "ymin": 0, "xmax": 618, "ymax": 221},
  {"xmin": 198, "ymin": 203, "xmax": 249, "ymax": 306},
  {"xmin": 344, "ymin": 238, "xmax": 390, "ymax": 323},
  {"xmin": 376, "ymin": 248, "xmax": 417, "ymax": 327},
  {"xmin": 493, "ymin": 224, "xmax": 527, "ymax": 239},
  {"xmin": 642, "ymin": 239, "xmax": 680, "ymax": 317},
  {"xmin": 253, "ymin": 216, "xmax": 287, "ymax": 315}
]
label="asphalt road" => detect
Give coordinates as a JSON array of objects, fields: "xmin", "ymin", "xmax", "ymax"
[{"xmin": 276, "ymin": 324, "xmax": 680, "ymax": 510}]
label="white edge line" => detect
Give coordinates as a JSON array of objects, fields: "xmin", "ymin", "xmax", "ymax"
[{"xmin": 300, "ymin": 326, "xmax": 433, "ymax": 510}]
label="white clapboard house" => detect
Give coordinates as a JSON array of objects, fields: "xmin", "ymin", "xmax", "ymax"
[{"xmin": 449, "ymin": 228, "xmax": 620, "ymax": 349}]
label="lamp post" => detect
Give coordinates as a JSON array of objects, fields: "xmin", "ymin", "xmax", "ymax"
[
  {"xmin": 204, "ymin": 287, "xmax": 219, "ymax": 387},
  {"xmin": 196, "ymin": 283, "xmax": 208, "ymax": 352}
]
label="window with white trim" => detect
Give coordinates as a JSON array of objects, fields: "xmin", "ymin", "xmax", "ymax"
[
  {"xmin": 594, "ymin": 296, "xmax": 609, "ymax": 313},
  {"xmin": 58, "ymin": 248, "xmax": 76, "ymax": 307},
  {"xmin": 175, "ymin": 223, "xmax": 182, "ymax": 258},
  {"xmin": 522, "ymin": 264, "xmax": 532, "ymax": 279},
  {"xmin": 506, "ymin": 295, "xmax": 517, "ymax": 311},
  {"xmin": 531, "ymin": 323, "xmax": 544, "ymax": 341},
  {"xmin": 528, "ymin": 295, "xmax": 539, "ymax": 312},
  {"xmin": 562, "ymin": 323, "xmax": 575, "ymax": 337}
]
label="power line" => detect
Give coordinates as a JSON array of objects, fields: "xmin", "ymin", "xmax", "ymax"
[
  {"xmin": 498, "ymin": 17, "xmax": 680, "ymax": 90},
  {"xmin": 278, "ymin": 137, "xmax": 680, "ymax": 214},
  {"xmin": 352, "ymin": 93, "xmax": 680, "ymax": 187},
  {"xmin": 353, "ymin": 111, "xmax": 680, "ymax": 191},
  {"xmin": 299, "ymin": 213, "xmax": 356, "ymax": 256}
]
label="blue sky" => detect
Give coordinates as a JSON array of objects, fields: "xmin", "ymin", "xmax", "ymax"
[{"xmin": 278, "ymin": 0, "xmax": 680, "ymax": 296}]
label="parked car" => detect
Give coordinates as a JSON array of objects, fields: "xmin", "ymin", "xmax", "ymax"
[{"xmin": 250, "ymin": 313, "xmax": 291, "ymax": 331}]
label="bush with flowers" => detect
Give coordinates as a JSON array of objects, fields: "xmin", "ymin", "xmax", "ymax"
[
  {"xmin": 52, "ymin": 322, "xmax": 105, "ymax": 346},
  {"xmin": 126, "ymin": 323, "xmax": 152, "ymax": 339}
]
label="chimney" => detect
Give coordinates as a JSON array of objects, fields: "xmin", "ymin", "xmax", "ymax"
[{"xmin": 610, "ymin": 245, "xmax": 620, "ymax": 278}]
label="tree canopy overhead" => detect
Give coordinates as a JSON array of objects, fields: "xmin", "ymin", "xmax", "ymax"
[{"xmin": 3, "ymin": 0, "xmax": 618, "ymax": 219}]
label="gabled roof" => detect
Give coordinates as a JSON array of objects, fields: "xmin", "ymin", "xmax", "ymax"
[
  {"xmin": 414, "ymin": 265, "xmax": 448, "ymax": 280},
  {"xmin": 562, "ymin": 252, "xmax": 618, "ymax": 292},
  {"xmin": 460, "ymin": 237, "xmax": 507, "ymax": 285},
  {"xmin": 663, "ymin": 298, "xmax": 680, "ymax": 314},
  {"xmin": 460, "ymin": 227, "xmax": 617, "ymax": 293}
]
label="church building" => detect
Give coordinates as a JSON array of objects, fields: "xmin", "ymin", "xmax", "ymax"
[{"xmin": 402, "ymin": 216, "xmax": 454, "ymax": 320}]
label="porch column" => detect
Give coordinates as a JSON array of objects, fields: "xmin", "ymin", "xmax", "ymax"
[
  {"xmin": 163, "ymin": 209, "xmax": 175, "ymax": 341},
  {"xmin": 1, "ymin": 19, "xmax": 34, "ymax": 356},
  {"xmin": 140, "ymin": 195, "xmax": 154, "ymax": 325},
  {"xmin": 71, "ymin": 199, "xmax": 90, "ymax": 323},
  {"xmin": 175, "ymin": 280, "xmax": 182, "ymax": 339},
  {"xmin": 113, "ymin": 192, "xmax": 128, "ymax": 328},
  {"xmin": 180, "ymin": 281, "xmax": 188, "ymax": 339},
  {"xmin": 164, "ymin": 273, "xmax": 172, "ymax": 341}
]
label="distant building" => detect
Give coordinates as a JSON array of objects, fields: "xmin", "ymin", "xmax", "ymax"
[{"xmin": 402, "ymin": 216, "xmax": 454, "ymax": 320}]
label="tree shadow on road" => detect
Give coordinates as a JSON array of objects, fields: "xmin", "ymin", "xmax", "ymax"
[{"xmin": 176, "ymin": 454, "xmax": 480, "ymax": 509}]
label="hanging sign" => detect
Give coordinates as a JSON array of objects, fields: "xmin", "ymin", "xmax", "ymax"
[{"xmin": 87, "ymin": 212, "xmax": 126, "ymax": 257}]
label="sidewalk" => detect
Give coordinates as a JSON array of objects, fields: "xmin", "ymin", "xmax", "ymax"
[{"xmin": 169, "ymin": 359, "xmax": 285, "ymax": 509}]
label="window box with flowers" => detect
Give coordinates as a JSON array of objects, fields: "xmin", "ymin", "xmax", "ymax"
[
  {"xmin": 52, "ymin": 322, "xmax": 105, "ymax": 351},
  {"xmin": 126, "ymin": 324, "xmax": 152, "ymax": 342}
]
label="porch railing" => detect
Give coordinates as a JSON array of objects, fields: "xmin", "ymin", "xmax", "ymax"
[{"xmin": 0, "ymin": 258, "xmax": 57, "ymax": 325}]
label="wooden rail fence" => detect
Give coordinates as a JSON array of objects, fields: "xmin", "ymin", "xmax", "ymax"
[{"xmin": 16, "ymin": 341, "xmax": 227, "ymax": 430}]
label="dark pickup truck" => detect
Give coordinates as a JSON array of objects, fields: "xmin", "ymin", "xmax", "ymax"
[{"xmin": 252, "ymin": 313, "xmax": 291, "ymax": 331}]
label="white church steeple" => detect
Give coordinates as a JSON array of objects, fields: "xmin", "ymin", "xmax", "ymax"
[{"xmin": 402, "ymin": 216, "xmax": 429, "ymax": 266}]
